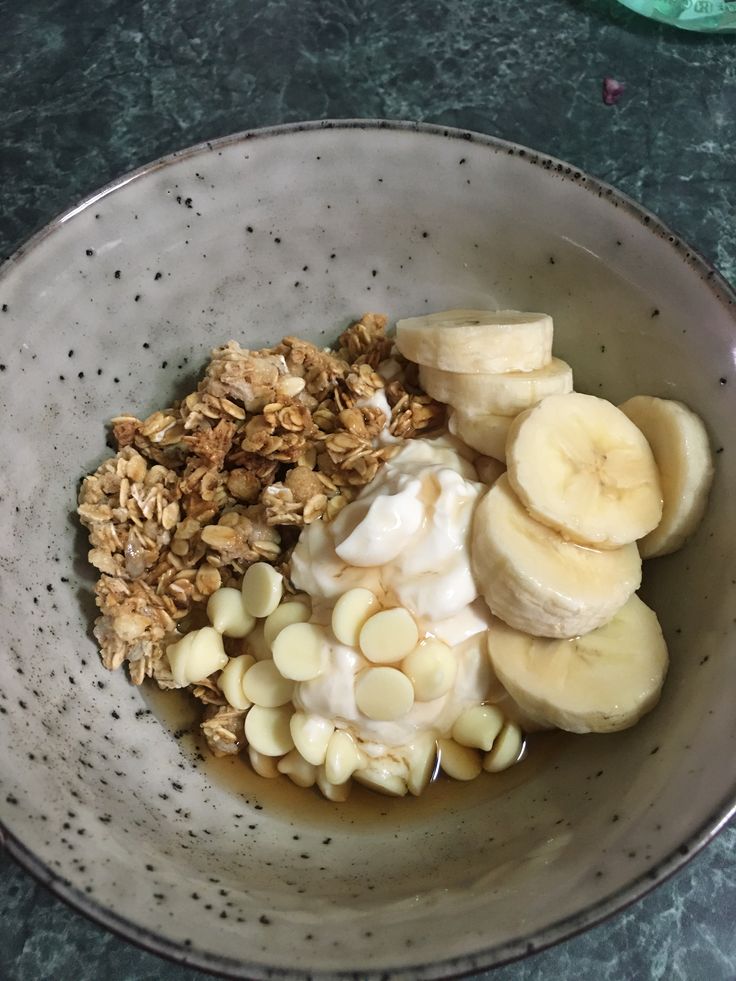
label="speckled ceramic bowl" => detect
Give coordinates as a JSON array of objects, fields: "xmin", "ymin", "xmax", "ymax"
[{"xmin": 1, "ymin": 121, "xmax": 735, "ymax": 980}]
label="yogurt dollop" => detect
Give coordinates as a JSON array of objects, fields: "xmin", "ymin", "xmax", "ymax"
[
  {"xmin": 293, "ymin": 436, "xmax": 483, "ymax": 622},
  {"xmin": 290, "ymin": 437, "xmax": 496, "ymax": 749}
]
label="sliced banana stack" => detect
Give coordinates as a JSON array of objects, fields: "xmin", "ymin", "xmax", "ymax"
[
  {"xmin": 618, "ymin": 396, "xmax": 714, "ymax": 558},
  {"xmin": 487, "ymin": 595, "xmax": 669, "ymax": 733},
  {"xmin": 395, "ymin": 308, "xmax": 572, "ymax": 463},
  {"xmin": 394, "ymin": 306, "xmax": 716, "ymax": 757}
]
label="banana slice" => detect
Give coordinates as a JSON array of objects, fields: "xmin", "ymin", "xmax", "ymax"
[
  {"xmin": 448, "ymin": 408, "xmax": 512, "ymax": 462},
  {"xmin": 506, "ymin": 393, "xmax": 663, "ymax": 549},
  {"xmin": 487, "ymin": 595, "xmax": 668, "ymax": 733},
  {"xmin": 419, "ymin": 358, "xmax": 572, "ymax": 417},
  {"xmin": 618, "ymin": 396, "xmax": 714, "ymax": 558},
  {"xmin": 471, "ymin": 474, "xmax": 641, "ymax": 638},
  {"xmin": 395, "ymin": 309, "xmax": 553, "ymax": 374}
]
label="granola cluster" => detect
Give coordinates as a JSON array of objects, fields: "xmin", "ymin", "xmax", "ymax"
[{"xmin": 77, "ymin": 313, "xmax": 445, "ymax": 744}]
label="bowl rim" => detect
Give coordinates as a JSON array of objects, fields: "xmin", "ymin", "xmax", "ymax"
[{"xmin": 1, "ymin": 117, "xmax": 735, "ymax": 981}]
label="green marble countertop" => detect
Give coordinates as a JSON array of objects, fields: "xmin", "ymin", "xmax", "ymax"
[{"xmin": 1, "ymin": 1, "xmax": 734, "ymax": 978}]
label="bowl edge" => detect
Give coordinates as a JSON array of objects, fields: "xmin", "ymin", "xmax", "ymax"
[{"xmin": 1, "ymin": 116, "xmax": 735, "ymax": 980}]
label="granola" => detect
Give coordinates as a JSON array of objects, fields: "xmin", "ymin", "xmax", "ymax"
[
  {"xmin": 201, "ymin": 703, "xmax": 248, "ymax": 757},
  {"xmin": 78, "ymin": 312, "xmax": 445, "ymax": 705}
]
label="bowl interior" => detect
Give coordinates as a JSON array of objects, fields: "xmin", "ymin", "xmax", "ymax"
[{"xmin": 1, "ymin": 122, "xmax": 735, "ymax": 979}]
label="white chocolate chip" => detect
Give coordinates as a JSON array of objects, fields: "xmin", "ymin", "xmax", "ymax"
[
  {"xmin": 248, "ymin": 746, "xmax": 281, "ymax": 778},
  {"xmin": 289, "ymin": 712, "xmax": 335, "ymax": 766},
  {"xmin": 316, "ymin": 766, "xmax": 351, "ymax": 801},
  {"xmin": 263, "ymin": 600, "xmax": 311, "ymax": 650},
  {"xmin": 354, "ymin": 666, "xmax": 415, "ymax": 721},
  {"xmin": 325, "ymin": 730, "xmax": 362, "ymax": 785},
  {"xmin": 218, "ymin": 654, "xmax": 255, "ymax": 711},
  {"xmin": 206, "ymin": 587, "xmax": 256, "ymax": 638},
  {"xmin": 189, "ymin": 627, "xmax": 229, "ymax": 676},
  {"xmin": 437, "ymin": 738, "xmax": 482, "ymax": 781},
  {"xmin": 331, "ymin": 588, "xmax": 380, "ymax": 647},
  {"xmin": 406, "ymin": 732, "xmax": 439, "ymax": 796},
  {"xmin": 483, "ymin": 722, "xmax": 524, "ymax": 772},
  {"xmin": 359, "ymin": 608, "xmax": 419, "ymax": 664},
  {"xmin": 354, "ymin": 764, "xmax": 408, "ymax": 797},
  {"xmin": 272, "ymin": 622, "xmax": 328, "ymax": 681},
  {"xmin": 166, "ymin": 627, "xmax": 228, "ymax": 686},
  {"xmin": 242, "ymin": 562, "xmax": 283, "ymax": 618},
  {"xmin": 244, "ymin": 704, "xmax": 294, "ymax": 756},
  {"xmin": 452, "ymin": 705, "xmax": 505, "ymax": 751},
  {"xmin": 402, "ymin": 639, "xmax": 457, "ymax": 701},
  {"xmin": 242, "ymin": 659, "xmax": 294, "ymax": 708},
  {"xmin": 165, "ymin": 632, "xmax": 197, "ymax": 687},
  {"xmin": 245, "ymin": 621, "xmax": 272, "ymax": 662},
  {"xmin": 277, "ymin": 749, "xmax": 317, "ymax": 788}
]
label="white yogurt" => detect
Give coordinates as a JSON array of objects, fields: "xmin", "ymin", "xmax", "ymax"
[
  {"xmin": 290, "ymin": 437, "xmax": 494, "ymax": 750},
  {"xmin": 293, "ymin": 437, "xmax": 483, "ymax": 621}
]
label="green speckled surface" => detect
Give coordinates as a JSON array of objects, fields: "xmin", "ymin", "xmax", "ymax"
[{"xmin": 1, "ymin": 1, "xmax": 734, "ymax": 978}]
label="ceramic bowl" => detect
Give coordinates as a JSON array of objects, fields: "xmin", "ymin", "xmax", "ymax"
[{"xmin": 0, "ymin": 121, "xmax": 734, "ymax": 980}]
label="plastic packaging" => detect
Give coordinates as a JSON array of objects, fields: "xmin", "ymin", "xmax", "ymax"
[{"xmin": 617, "ymin": 0, "xmax": 736, "ymax": 31}]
